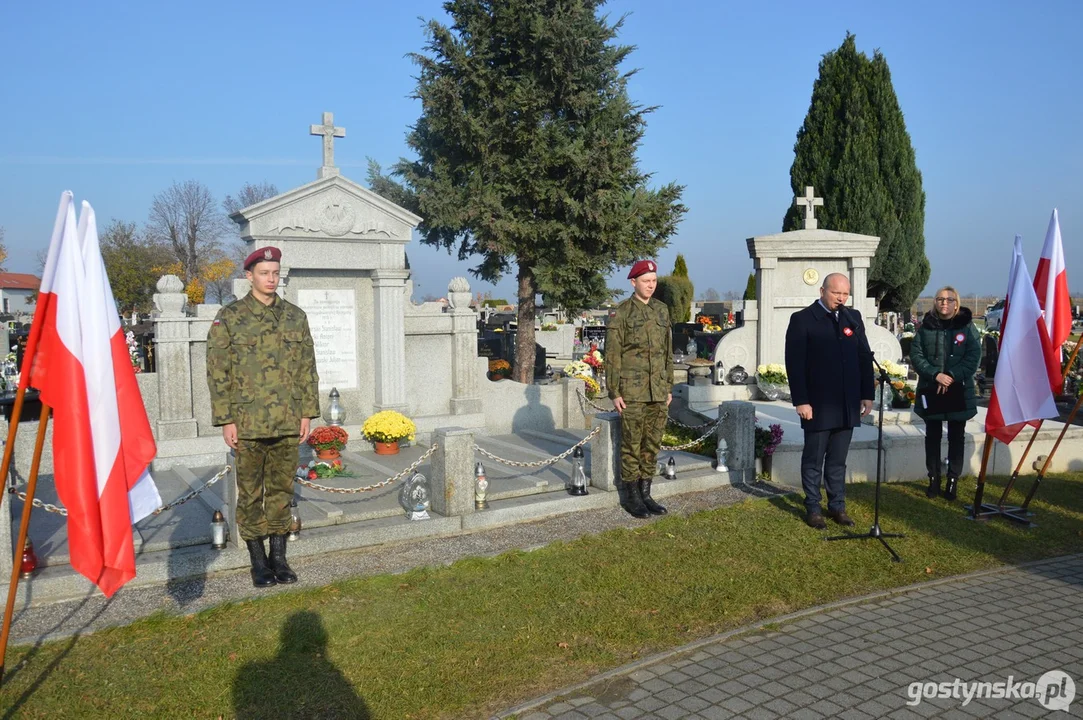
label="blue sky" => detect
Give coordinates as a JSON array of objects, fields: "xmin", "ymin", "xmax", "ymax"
[{"xmin": 1, "ymin": 0, "xmax": 1080, "ymax": 304}]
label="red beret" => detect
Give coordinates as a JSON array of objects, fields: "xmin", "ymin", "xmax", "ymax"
[
  {"xmin": 627, "ymin": 259, "xmax": 658, "ymax": 279},
  {"xmin": 244, "ymin": 246, "xmax": 281, "ymax": 271}
]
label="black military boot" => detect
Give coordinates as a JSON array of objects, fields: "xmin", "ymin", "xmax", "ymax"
[
  {"xmin": 267, "ymin": 534, "xmax": 298, "ymax": 584},
  {"xmin": 942, "ymin": 475, "xmax": 958, "ymax": 501},
  {"xmin": 246, "ymin": 538, "xmax": 277, "ymax": 588},
  {"xmin": 617, "ymin": 480, "xmax": 651, "ymax": 519},
  {"xmin": 638, "ymin": 479, "xmax": 668, "ymax": 515},
  {"xmin": 926, "ymin": 474, "xmax": 942, "ymax": 499}
]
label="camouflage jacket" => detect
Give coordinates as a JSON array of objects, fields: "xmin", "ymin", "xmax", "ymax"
[
  {"xmin": 206, "ymin": 292, "xmax": 320, "ymax": 439},
  {"xmin": 605, "ymin": 296, "xmax": 673, "ymax": 402}
]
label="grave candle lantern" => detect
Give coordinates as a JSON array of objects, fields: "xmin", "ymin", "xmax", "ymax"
[
  {"xmin": 211, "ymin": 509, "xmax": 229, "ymax": 549},
  {"xmin": 568, "ymin": 446, "xmax": 588, "ymax": 496},
  {"xmin": 715, "ymin": 439, "xmax": 729, "ymax": 473},
  {"xmin": 474, "ymin": 462, "xmax": 489, "ymax": 509},
  {"xmin": 663, "ymin": 456, "xmax": 677, "ymax": 480},
  {"xmin": 323, "ymin": 387, "xmax": 347, "ymax": 426}
]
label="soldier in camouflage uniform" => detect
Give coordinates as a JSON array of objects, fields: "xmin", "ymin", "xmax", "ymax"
[
  {"xmin": 207, "ymin": 246, "xmax": 320, "ymax": 587},
  {"xmin": 605, "ymin": 260, "xmax": 673, "ymax": 518}
]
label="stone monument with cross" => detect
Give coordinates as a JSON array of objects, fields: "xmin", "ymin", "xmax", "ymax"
[
  {"xmin": 228, "ymin": 112, "xmax": 483, "ymax": 428},
  {"xmin": 712, "ymin": 186, "xmax": 902, "ymax": 379}
]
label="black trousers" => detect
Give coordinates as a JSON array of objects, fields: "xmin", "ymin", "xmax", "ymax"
[
  {"xmin": 800, "ymin": 428, "xmax": 853, "ymax": 514},
  {"xmin": 924, "ymin": 419, "xmax": 966, "ymax": 478}
]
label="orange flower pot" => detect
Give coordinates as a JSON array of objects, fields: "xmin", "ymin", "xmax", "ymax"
[
  {"xmin": 317, "ymin": 448, "xmax": 341, "ymax": 461},
  {"xmin": 374, "ymin": 441, "xmax": 400, "ymax": 455}
]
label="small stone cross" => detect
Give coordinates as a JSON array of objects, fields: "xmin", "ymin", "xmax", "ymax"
[
  {"xmin": 794, "ymin": 186, "xmax": 824, "ymax": 229},
  {"xmin": 310, "ymin": 112, "xmax": 346, "ymax": 178}
]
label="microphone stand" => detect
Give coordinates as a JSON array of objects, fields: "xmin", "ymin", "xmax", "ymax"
[{"xmin": 826, "ymin": 356, "xmax": 905, "ymax": 562}]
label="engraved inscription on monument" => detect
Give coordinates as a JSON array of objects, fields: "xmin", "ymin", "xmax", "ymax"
[{"xmin": 297, "ymin": 289, "xmax": 358, "ymax": 390}]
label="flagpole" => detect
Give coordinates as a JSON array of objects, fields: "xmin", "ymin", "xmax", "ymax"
[
  {"xmin": 996, "ymin": 424, "xmax": 1040, "ymax": 507},
  {"xmin": 0, "ymin": 404, "xmax": 51, "ymax": 688},
  {"xmin": 969, "ymin": 435, "xmax": 995, "ymax": 520},
  {"xmin": 0, "ymin": 386, "xmax": 32, "ymax": 506}
]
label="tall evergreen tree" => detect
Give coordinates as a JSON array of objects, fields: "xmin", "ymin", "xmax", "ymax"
[
  {"xmin": 783, "ymin": 34, "xmax": 928, "ymax": 312},
  {"xmin": 673, "ymin": 254, "xmax": 689, "ymax": 278},
  {"xmin": 743, "ymin": 272, "xmax": 756, "ymax": 301},
  {"xmin": 370, "ymin": 0, "xmax": 685, "ymax": 381},
  {"xmin": 656, "ymin": 275, "xmax": 692, "ymax": 323}
]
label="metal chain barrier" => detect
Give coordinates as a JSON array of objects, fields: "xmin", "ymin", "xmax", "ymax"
[
  {"xmin": 666, "ymin": 414, "xmax": 722, "ymax": 431},
  {"xmin": 8, "ymin": 464, "xmax": 234, "ymax": 518},
  {"xmin": 152, "ymin": 464, "xmax": 232, "ymax": 516},
  {"xmin": 294, "ymin": 443, "xmax": 438, "ymax": 494},
  {"xmin": 12, "ymin": 492, "xmax": 68, "ymax": 517},
  {"xmin": 576, "ymin": 388, "xmax": 612, "ymax": 414},
  {"xmin": 660, "ymin": 422, "xmax": 720, "ymax": 451},
  {"xmin": 474, "ymin": 426, "xmax": 601, "ymax": 469},
  {"xmin": 577, "ymin": 389, "xmax": 724, "ymax": 430}
]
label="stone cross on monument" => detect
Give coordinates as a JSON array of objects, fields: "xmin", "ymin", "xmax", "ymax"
[
  {"xmin": 310, "ymin": 111, "xmax": 346, "ymax": 179},
  {"xmin": 794, "ymin": 186, "xmax": 824, "ymax": 230}
]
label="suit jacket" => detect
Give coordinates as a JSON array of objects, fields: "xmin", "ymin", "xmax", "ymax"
[{"xmin": 785, "ymin": 302, "xmax": 874, "ymax": 432}]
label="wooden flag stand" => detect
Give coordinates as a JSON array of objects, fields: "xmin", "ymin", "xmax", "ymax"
[
  {"xmin": 0, "ymin": 382, "xmax": 52, "ymax": 688},
  {"xmin": 967, "ymin": 336, "xmax": 1082, "ymax": 527}
]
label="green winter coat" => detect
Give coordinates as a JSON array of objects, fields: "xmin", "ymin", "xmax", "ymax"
[
  {"xmin": 910, "ymin": 307, "xmax": 981, "ymax": 422},
  {"xmin": 207, "ymin": 292, "xmax": 321, "ymax": 439}
]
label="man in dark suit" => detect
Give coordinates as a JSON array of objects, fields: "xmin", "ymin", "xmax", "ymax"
[{"xmin": 784, "ymin": 273, "xmax": 874, "ymax": 529}]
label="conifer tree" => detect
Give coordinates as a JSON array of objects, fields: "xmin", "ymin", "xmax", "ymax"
[
  {"xmin": 783, "ymin": 34, "xmax": 929, "ymax": 311},
  {"xmin": 673, "ymin": 254, "xmax": 689, "ymax": 278},
  {"xmin": 743, "ymin": 273, "xmax": 757, "ymax": 301},
  {"xmin": 370, "ymin": 0, "xmax": 685, "ymax": 381},
  {"xmin": 656, "ymin": 275, "xmax": 692, "ymax": 323}
]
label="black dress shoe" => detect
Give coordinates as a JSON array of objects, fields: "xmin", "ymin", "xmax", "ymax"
[
  {"xmin": 805, "ymin": 511, "xmax": 827, "ymax": 529},
  {"xmin": 827, "ymin": 509, "xmax": 855, "ymax": 527}
]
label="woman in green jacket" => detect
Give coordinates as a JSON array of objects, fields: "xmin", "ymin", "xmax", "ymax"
[{"xmin": 910, "ymin": 286, "xmax": 981, "ymax": 500}]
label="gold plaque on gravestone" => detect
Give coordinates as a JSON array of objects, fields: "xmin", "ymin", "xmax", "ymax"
[{"xmin": 802, "ymin": 268, "xmax": 819, "ymax": 286}]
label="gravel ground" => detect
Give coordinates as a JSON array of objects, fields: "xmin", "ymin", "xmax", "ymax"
[{"xmin": 7, "ymin": 480, "xmax": 792, "ymax": 649}]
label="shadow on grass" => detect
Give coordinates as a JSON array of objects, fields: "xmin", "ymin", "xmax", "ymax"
[
  {"xmin": 766, "ymin": 492, "xmax": 807, "ymax": 521},
  {"xmin": 2, "ymin": 591, "xmax": 112, "ymax": 720},
  {"xmin": 232, "ymin": 610, "xmax": 370, "ymax": 719}
]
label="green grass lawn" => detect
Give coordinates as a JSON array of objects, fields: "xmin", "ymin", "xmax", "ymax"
[{"xmin": 2, "ymin": 474, "xmax": 1081, "ymax": 719}]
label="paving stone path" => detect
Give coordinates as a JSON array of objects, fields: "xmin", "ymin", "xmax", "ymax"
[{"xmin": 501, "ymin": 555, "xmax": 1083, "ymax": 720}]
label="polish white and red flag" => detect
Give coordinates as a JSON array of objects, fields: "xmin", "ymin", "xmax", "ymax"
[
  {"xmin": 23, "ymin": 193, "xmax": 160, "ymax": 597},
  {"xmin": 985, "ymin": 236, "xmax": 1059, "ymax": 444},
  {"xmin": 1033, "ymin": 208, "xmax": 1071, "ymax": 393}
]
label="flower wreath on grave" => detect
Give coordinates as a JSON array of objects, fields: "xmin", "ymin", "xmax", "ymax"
[
  {"xmin": 890, "ymin": 380, "xmax": 916, "ymax": 408},
  {"xmin": 581, "ymin": 345, "xmax": 604, "ymax": 370},
  {"xmin": 297, "ymin": 458, "xmax": 355, "ymax": 480}
]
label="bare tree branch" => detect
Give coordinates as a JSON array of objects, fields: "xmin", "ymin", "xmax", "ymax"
[{"xmin": 146, "ymin": 180, "xmax": 228, "ymax": 283}]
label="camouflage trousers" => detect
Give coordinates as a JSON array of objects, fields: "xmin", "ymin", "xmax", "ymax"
[
  {"xmin": 619, "ymin": 401, "xmax": 669, "ymax": 483},
  {"xmin": 235, "ymin": 436, "xmax": 298, "ymax": 541}
]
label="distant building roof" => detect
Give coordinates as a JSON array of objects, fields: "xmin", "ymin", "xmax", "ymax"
[{"xmin": 0, "ymin": 273, "xmax": 41, "ymax": 291}]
